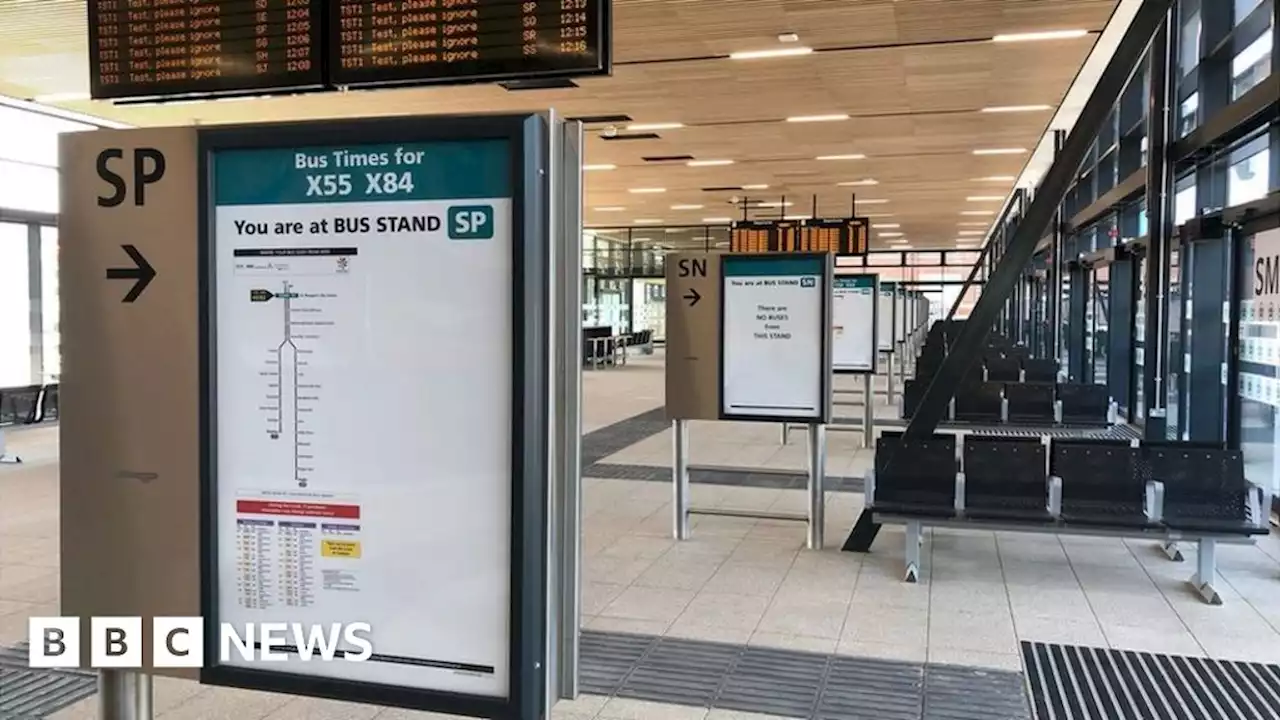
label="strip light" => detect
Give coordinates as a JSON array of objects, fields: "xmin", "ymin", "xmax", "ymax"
[{"xmin": 729, "ymin": 47, "xmax": 814, "ymax": 60}]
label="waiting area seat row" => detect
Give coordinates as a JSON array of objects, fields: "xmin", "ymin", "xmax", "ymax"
[
  {"xmin": 583, "ymin": 327, "xmax": 654, "ymax": 369},
  {"xmin": 0, "ymin": 382, "xmax": 59, "ymax": 463},
  {"xmin": 866, "ymin": 432, "xmax": 1269, "ymax": 603},
  {"xmin": 902, "ymin": 380, "xmax": 1112, "ymax": 426}
]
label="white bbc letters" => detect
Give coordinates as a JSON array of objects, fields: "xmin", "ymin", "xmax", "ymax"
[
  {"xmin": 27, "ymin": 617, "xmax": 80, "ymax": 668},
  {"xmin": 91, "ymin": 617, "xmax": 142, "ymax": 667},
  {"xmin": 153, "ymin": 617, "xmax": 203, "ymax": 668}
]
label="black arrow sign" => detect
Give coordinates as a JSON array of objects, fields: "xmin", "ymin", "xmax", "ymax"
[
  {"xmin": 105, "ymin": 244, "xmax": 155, "ymax": 302},
  {"xmin": 684, "ymin": 288, "xmax": 701, "ymax": 306}
]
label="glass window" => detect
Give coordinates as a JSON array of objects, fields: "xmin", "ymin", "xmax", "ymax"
[
  {"xmin": 1232, "ymin": 30, "xmax": 1273, "ymax": 100},
  {"xmin": 946, "ymin": 251, "xmax": 980, "ymax": 266},
  {"xmin": 0, "ymin": 222, "xmax": 32, "ymax": 386},
  {"xmin": 1174, "ymin": 184, "xmax": 1198, "ymax": 225},
  {"xmin": 1179, "ymin": 10, "xmax": 1201, "ymax": 76},
  {"xmin": 1229, "ymin": 147, "xmax": 1272, "ymax": 206},
  {"xmin": 0, "ymin": 104, "xmax": 93, "ymax": 168},
  {"xmin": 906, "ymin": 252, "xmax": 942, "ymax": 266},
  {"xmin": 1237, "ymin": 228, "xmax": 1280, "ymax": 496},
  {"xmin": 1178, "ymin": 93, "xmax": 1199, "ymax": 137},
  {"xmin": 866, "ymin": 253, "xmax": 901, "ymax": 267},
  {"xmin": 0, "ymin": 160, "xmax": 58, "ymax": 214},
  {"xmin": 1235, "ymin": 0, "xmax": 1263, "ymax": 24},
  {"xmin": 40, "ymin": 226, "xmax": 59, "ymax": 381}
]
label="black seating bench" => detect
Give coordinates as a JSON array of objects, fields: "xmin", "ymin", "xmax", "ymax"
[
  {"xmin": 962, "ymin": 436, "xmax": 1052, "ymax": 522},
  {"xmin": 867, "ymin": 433, "xmax": 1265, "ymax": 602},
  {"xmin": 1022, "ymin": 358, "xmax": 1059, "ymax": 384},
  {"xmin": 1005, "ymin": 382, "xmax": 1055, "ymax": 423},
  {"xmin": 1051, "ymin": 438, "xmax": 1153, "ymax": 528},
  {"xmin": 866, "ymin": 432, "xmax": 958, "ymax": 581},
  {"xmin": 901, "ymin": 379, "xmax": 925, "ymax": 420},
  {"xmin": 0, "ymin": 384, "xmax": 42, "ymax": 426},
  {"xmin": 953, "ymin": 381, "xmax": 1002, "ymax": 423},
  {"xmin": 1057, "ymin": 383, "xmax": 1110, "ymax": 425},
  {"xmin": 1143, "ymin": 441, "xmax": 1271, "ymax": 603},
  {"xmin": 984, "ymin": 356, "xmax": 1021, "ymax": 383}
]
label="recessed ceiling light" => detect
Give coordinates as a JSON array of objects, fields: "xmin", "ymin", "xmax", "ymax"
[
  {"xmin": 729, "ymin": 46, "xmax": 814, "ymax": 60},
  {"xmin": 958, "ymin": 230, "xmax": 985, "ymax": 235},
  {"xmin": 961, "ymin": 210, "xmax": 996, "ymax": 215},
  {"xmin": 632, "ymin": 237, "xmax": 653, "ymax": 242},
  {"xmin": 980, "ymin": 104, "xmax": 1053, "ymax": 113},
  {"xmin": 857, "ymin": 199, "xmax": 890, "ymax": 204},
  {"xmin": 972, "ymin": 176, "xmax": 1017, "ymax": 181},
  {"xmin": 992, "ymin": 29, "xmax": 1089, "ymax": 43},
  {"xmin": 687, "ymin": 159, "xmax": 734, "ymax": 167},
  {"xmin": 703, "ymin": 217, "xmax": 733, "ymax": 223},
  {"xmin": 670, "ymin": 204, "xmax": 704, "ymax": 210},
  {"xmin": 742, "ymin": 184, "xmax": 770, "ymax": 190},
  {"xmin": 777, "ymin": 32, "xmax": 800, "ymax": 43},
  {"xmin": 629, "ymin": 187, "xmax": 666, "ymax": 194},
  {"xmin": 862, "ymin": 213, "xmax": 895, "ymax": 218},
  {"xmin": 787, "ymin": 114, "xmax": 849, "ymax": 123},
  {"xmin": 583, "ymin": 164, "xmax": 616, "ymax": 171},
  {"xmin": 874, "ymin": 224, "xmax": 900, "ymax": 229},
  {"xmin": 756, "ymin": 201, "xmax": 794, "ymax": 208},
  {"xmin": 959, "ymin": 221, "xmax": 990, "ymax": 226},
  {"xmin": 34, "ymin": 92, "xmax": 91, "ymax": 102},
  {"xmin": 973, "ymin": 148, "xmax": 1027, "ymax": 155},
  {"xmin": 784, "ymin": 214, "xmax": 812, "ymax": 221},
  {"xmin": 633, "ymin": 218, "xmax": 663, "ymax": 224},
  {"xmin": 627, "ymin": 122, "xmax": 684, "ymax": 131},
  {"xmin": 816, "ymin": 154, "xmax": 866, "ymax": 160},
  {"xmin": 879, "ymin": 232, "xmax": 904, "ymax": 238},
  {"xmin": 595, "ymin": 206, "xmax": 625, "ymax": 211},
  {"xmin": 837, "ymin": 179, "xmax": 879, "ymax": 186},
  {"xmin": 967, "ymin": 196, "xmax": 1005, "ymax": 201}
]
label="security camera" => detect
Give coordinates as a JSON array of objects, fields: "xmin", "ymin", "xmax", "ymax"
[{"xmin": 603, "ymin": 125, "xmax": 618, "ymax": 138}]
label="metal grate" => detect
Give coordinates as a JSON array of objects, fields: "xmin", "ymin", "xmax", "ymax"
[
  {"xmin": 582, "ymin": 408, "xmax": 671, "ymax": 466},
  {"xmin": 581, "ymin": 630, "xmax": 1031, "ymax": 720},
  {"xmin": 0, "ymin": 644, "xmax": 97, "ymax": 719},
  {"xmin": 1022, "ymin": 641, "xmax": 1280, "ymax": 720}
]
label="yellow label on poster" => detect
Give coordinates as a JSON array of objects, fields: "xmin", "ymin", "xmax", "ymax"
[{"xmin": 322, "ymin": 540, "xmax": 361, "ymax": 558}]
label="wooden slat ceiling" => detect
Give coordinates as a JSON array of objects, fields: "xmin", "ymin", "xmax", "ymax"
[{"xmin": 0, "ymin": 0, "xmax": 1120, "ymax": 248}]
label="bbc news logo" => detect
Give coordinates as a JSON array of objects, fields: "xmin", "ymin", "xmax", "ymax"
[{"xmin": 28, "ymin": 617, "xmax": 373, "ymax": 668}]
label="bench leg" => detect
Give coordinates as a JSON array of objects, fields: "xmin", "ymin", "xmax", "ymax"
[
  {"xmin": 1160, "ymin": 540, "xmax": 1184, "ymax": 562},
  {"xmin": 903, "ymin": 521, "xmax": 922, "ymax": 583},
  {"xmin": 1190, "ymin": 539, "xmax": 1223, "ymax": 605}
]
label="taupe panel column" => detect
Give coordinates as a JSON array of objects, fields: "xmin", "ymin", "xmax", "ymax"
[{"xmin": 59, "ymin": 127, "xmax": 201, "ymax": 678}]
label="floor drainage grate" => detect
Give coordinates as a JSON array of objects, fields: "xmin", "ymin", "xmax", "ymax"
[
  {"xmin": 1022, "ymin": 641, "xmax": 1280, "ymax": 720},
  {"xmin": 580, "ymin": 630, "xmax": 1030, "ymax": 720},
  {"xmin": 0, "ymin": 644, "xmax": 97, "ymax": 719}
]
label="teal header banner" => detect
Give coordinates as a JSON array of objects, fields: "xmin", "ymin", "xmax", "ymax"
[
  {"xmin": 881, "ymin": 281, "xmax": 897, "ymax": 293},
  {"xmin": 723, "ymin": 255, "xmax": 824, "ymax": 277},
  {"xmin": 214, "ymin": 139, "xmax": 511, "ymax": 205},
  {"xmin": 833, "ymin": 275, "xmax": 875, "ymax": 289}
]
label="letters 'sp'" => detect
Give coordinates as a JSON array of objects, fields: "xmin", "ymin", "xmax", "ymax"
[{"xmin": 28, "ymin": 617, "xmax": 80, "ymax": 668}]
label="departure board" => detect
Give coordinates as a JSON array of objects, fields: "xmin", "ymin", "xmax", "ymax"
[
  {"xmin": 329, "ymin": 0, "xmax": 611, "ymax": 88},
  {"xmin": 88, "ymin": 0, "xmax": 325, "ymax": 100}
]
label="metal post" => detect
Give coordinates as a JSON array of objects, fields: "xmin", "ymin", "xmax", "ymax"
[
  {"xmin": 780, "ymin": 423, "xmax": 789, "ymax": 445},
  {"xmin": 673, "ymin": 419, "xmax": 690, "ymax": 540},
  {"xmin": 548, "ymin": 116, "xmax": 584, "ymax": 702},
  {"xmin": 807, "ymin": 423, "xmax": 826, "ymax": 550},
  {"xmin": 99, "ymin": 670, "xmax": 152, "ymax": 720},
  {"xmin": 886, "ymin": 352, "xmax": 896, "ymax": 405},
  {"xmin": 1144, "ymin": 7, "xmax": 1176, "ymax": 439},
  {"xmin": 862, "ymin": 373, "xmax": 874, "ymax": 448},
  {"xmin": 1050, "ymin": 130, "xmax": 1066, "ymax": 362}
]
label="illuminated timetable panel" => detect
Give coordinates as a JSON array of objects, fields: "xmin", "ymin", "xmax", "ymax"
[
  {"xmin": 89, "ymin": 0, "xmax": 326, "ymax": 100},
  {"xmin": 330, "ymin": 0, "xmax": 611, "ymax": 88}
]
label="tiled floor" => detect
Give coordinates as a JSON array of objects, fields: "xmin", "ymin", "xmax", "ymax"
[{"xmin": 3, "ymin": 350, "xmax": 1280, "ymax": 719}]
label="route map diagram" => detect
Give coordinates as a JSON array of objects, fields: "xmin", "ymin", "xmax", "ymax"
[{"xmin": 235, "ymin": 248, "xmax": 353, "ymax": 489}]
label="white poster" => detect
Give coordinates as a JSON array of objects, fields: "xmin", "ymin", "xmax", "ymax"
[
  {"xmin": 721, "ymin": 255, "xmax": 826, "ymax": 419},
  {"xmin": 877, "ymin": 282, "xmax": 896, "ymax": 352},
  {"xmin": 895, "ymin": 286, "xmax": 908, "ymax": 345},
  {"xmin": 832, "ymin": 274, "xmax": 877, "ymax": 372},
  {"xmin": 211, "ymin": 140, "xmax": 515, "ymax": 697}
]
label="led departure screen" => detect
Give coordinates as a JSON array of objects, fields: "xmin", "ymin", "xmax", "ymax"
[
  {"xmin": 89, "ymin": 0, "xmax": 325, "ymax": 100},
  {"xmin": 330, "ymin": 0, "xmax": 610, "ymax": 87}
]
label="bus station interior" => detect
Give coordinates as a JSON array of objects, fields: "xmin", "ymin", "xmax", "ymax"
[{"xmin": 1, "ymin": 0, "xmax": 1280, "ymax": 718}]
